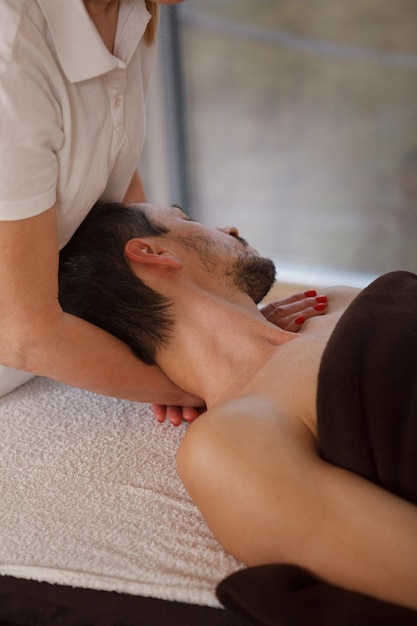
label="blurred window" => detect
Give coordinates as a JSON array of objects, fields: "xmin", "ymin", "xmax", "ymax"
[{"xmin": 142, "ymin": 1, "xmax": 417, "ymax": 284}]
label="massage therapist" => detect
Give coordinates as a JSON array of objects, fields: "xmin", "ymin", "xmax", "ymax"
[{"xmin": 0, "ymin": 0, "xmax": 325, "ymax": 422}]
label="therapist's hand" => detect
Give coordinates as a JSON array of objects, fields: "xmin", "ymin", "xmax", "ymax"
[
  {"xmin": 152, "ymin": 404, "xmax": 206, "ymax": 427},
  {"xmin": 260, "ymin": 290, "xmax": 328, "ymax": 332}
]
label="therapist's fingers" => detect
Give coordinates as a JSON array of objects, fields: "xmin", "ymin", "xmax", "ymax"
[
  {"xmin": 152, "ymin": 404, "xmax": 168, "ymax": 423},
  {"xmin": 261, "ymin": 292, "xmax": 328, "ymax": 332},
  {"xmin": 165, "ymin": 406, "xmax": 184, "ymax": 427},
  {"xmin": 283, "ymin": 300, "xmax": 328, "ymax": 332},
  {"xmin": 151, "ymin": 404, "xmax": 203, "ymax": 426},
  {"xmin": 152, "ymin": 404, "xmax": 183, "ymax": 426}
]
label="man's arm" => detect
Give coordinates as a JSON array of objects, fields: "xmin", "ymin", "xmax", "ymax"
[
  {"xmin": 302, "ymin": 452, "xmax": 417, "ymax": 609},
  {"xmin": 177, "ymin": 399, "xmax": 417, "ymax": 610}
]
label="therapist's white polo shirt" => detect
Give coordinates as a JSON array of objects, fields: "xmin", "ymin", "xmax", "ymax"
[{"xmin": 0, "ymin": 0, "xmax": 155, "ymax": 396}]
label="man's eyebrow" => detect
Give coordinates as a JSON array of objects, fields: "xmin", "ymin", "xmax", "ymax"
[{"xmin": 170, "ymin": 203, "xmax": 194, "ymax": 221}]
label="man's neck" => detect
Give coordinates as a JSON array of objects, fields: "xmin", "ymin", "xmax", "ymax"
[{"xmin": 156, "ymin": 291, "xmax": 293, "ymax": 408}]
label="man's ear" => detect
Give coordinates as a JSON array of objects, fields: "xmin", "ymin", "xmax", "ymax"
[{"xmin": 124, "ymin": 238, "xmax": 182, "ymax": 269}]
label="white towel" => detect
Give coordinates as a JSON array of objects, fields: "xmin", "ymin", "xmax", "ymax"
[{"xmin": 0, "ymin": 377, "xmax": 243, "ymax": 607}]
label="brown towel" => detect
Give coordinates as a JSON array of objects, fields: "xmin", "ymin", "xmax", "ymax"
[{"xmin": 318, "ymin": 270, "xmax": 417, "ymax": 502}]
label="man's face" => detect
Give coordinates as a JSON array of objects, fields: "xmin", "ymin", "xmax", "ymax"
[{"xmin": 141, "ymin": 204, "xmax": 276, "ymax": 304}]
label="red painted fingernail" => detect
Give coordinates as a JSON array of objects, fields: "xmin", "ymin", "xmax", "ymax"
[
  {"xmin": 304, "ymin": 290, "xmax": 316, "ymax": 297},
  {"xmin": 294, "ymin": 316, "xmax": 305, "ymax": 325},
  {"xmin": 316, "ymin": 295, "xmax": 327, "ymax": 303},
  {"xmin": 314, "ymin": 303, "xmax": 326, "ymax": 311}
]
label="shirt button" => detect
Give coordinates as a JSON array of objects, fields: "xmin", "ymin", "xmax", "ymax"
[{"xmin": 115, "ymin": 96, "xmax": 122, "ymax": 108}]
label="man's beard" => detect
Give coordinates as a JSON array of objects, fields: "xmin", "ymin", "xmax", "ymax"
[
  {"xmin": 176, "ymin": 232, "xmax": 276, "ymax": 303},
  {"xmin": 230, "ymin": 253, "xmax": 276, "ymax": 304}
]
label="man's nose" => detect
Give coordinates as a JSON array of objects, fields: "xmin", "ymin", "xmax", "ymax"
[{"xmin": 216, "ymin": 226, "xmax": 240, "ymax": 237}]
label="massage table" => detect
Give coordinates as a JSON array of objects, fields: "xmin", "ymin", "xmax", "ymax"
[{"xmin": 0, "ymin": 376, "xmax": 248, "ymax": 625}]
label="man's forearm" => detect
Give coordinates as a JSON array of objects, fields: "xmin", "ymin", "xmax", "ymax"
[
  {"xmin": 177, "ymin": 406, "xmax": 417, "ymax": 611},
  {"xmin": 305, "ymin": 461, "xmax": 417, "ymax": 610}
]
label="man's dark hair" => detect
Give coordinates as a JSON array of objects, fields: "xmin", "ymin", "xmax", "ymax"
[{"xmin": 58, "ymin": 202, "xmax": 173, "ymax": 364}]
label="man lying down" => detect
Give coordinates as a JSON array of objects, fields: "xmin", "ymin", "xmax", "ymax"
[{"xmin": 58, "ymin": 202, "xmax": 417, "ymax": 625}]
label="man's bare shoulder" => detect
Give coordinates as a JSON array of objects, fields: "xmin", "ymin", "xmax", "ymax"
[
  {"xmin": 189, "ymin": 392, "xmax": 316, "ymax": 455},
  {"xmin": 321, "ymin": 285, "xmax": 361, "ymax": 312},
  {"xmin": 183, "ymin": 286, "xmax": 362, "ymax": 448},
  {"xmin": 240, "ymin": 286, "xmax": 362, "ymax": 436}
]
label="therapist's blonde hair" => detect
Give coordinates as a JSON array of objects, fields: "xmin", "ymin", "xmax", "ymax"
[{"xmin": 144, "ymin": 1, "xmax": 159, "ymax": 46}]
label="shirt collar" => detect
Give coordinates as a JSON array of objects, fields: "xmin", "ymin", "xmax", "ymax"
[{"xmin": 36, "ymin": 0, "xmax": 151, "ymax": 83}]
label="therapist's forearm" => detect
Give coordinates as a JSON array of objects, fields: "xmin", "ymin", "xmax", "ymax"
[{"xmin": 13, "ymin": 311, "xmax": 199, "ymax": 406}]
